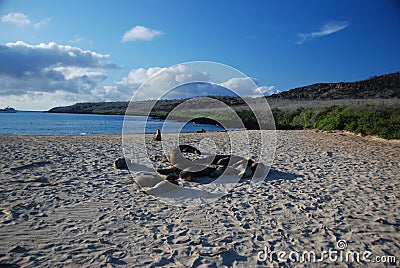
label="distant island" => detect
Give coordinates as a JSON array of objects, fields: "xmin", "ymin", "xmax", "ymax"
[
  {"xmin": 48, "ymin": 72, "xmax": 400, "ymax": 139},
  {"xmin": 0, "ymin": 106, "xmax": 17, "ymax": 113}
]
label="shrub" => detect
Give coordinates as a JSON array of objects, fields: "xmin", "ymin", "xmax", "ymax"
[
  {"xmin": 272, "ymin": 104, "xmax": 399, "ymax": 139},
  {"xmin": 313, "ymin": 105, "xmax": 400, "ymax": 139}
]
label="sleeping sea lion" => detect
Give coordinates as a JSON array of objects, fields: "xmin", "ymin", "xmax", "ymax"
[
  {"xmin": 209, "ymin": 166, "xmax": 240, "ymax": 178},
  {"xmin": 232, "ymin": 159, "xmax": 255, "ymax": 178},
  {"xmin": 179, "ymin": 166, "xmax": 217, "ymax": 181},
  {"xmin": 156, "ymin": 166, "xmax": 179, "ymax": 175},
  {"xmin": 134, "ymin": 173, "xmax": 164, "ymax": 188},
  {"xmin": 170, "ymin": 145, "xmax": 201, "ymax": 170},
  {"xmin": 145, "ymin": 180, "xmax": 178, "ymax": 195}
]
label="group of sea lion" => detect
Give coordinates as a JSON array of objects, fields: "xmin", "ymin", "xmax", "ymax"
[
  {"xmin": 113, "ymin": 130, "xmax": 268, "ymax": 195},
  {"xmin": 156, "ymin": 144, "xmax": 268, "ymax": 183}
]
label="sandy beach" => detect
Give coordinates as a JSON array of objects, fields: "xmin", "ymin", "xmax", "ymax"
[{"xmin": 0, "ymin": 130, "xmax": 399, "ymax": 267}]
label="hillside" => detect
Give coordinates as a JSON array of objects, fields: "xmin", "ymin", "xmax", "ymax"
[
  {"xmin": 47, "ymin": 96, "xmax": 245, "ymax": 115},
  {"xmin": 267, "ymin": 72, "xmax": 400, "ymax": 100},
  {"xmin": 48, "ymin": 101, "xmax": 129, "ymax": 114},
  {"xmin": 48, "ymin": 71, "xmax": 400, "ymax": 115}
]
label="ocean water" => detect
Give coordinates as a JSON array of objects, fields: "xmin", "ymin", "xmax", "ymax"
[{"xmin": 0, "ymin": 111, "xmax": 224, "ymax": 135}]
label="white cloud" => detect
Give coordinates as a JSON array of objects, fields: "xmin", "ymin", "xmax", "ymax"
[
  {"xmin": 116, "ymin": 65, "xmax": 213, "ymax": 100},
  {"xmin": 116, "ymin": 66, "xmax": 278, "ymax": 101},
  {"xmin": 1, "ymin": 12, "xmax": 51, "ymax": 28},
  {"xmin": 122, "ymin": 26, "xmax": 163, "ymax": 42},
  {"xmin": 254, "ymin": 86, "xmax": 279, "ymax": 95},
  {"xmin": 34, "ymin": 17, "xmax": 52, "ymax": 28},
  {"xmin": 68, "ymin": 36, "xmax": 94, "ymax": 46},
  {"xmin": 221, "ymin": 77, "xmax": 255, "ymax": 95},
  {"xmin": 0, "ymin": 41, "xmax": 116, "ymax": 99},
  {"xmin": 0, "ymin": 90, "xmax": 88, "ymax": 111},
  {"xmin": 221, "ymin": 77, "xmax": 279, "ymax": 97},
  {"xmin": 297, "ymin": 21, "xmax": 349, "ymax": 44},
  {"xmin": 1, "ymin": 12, "xmax": 31, "ymax": 26},
  {"xmin": 119, "ymin": 67, "xmax": 163, "ymax": 85},
  {"xmin": 69, "ymin": 36, "xmax": 83, "ymax": 44}
]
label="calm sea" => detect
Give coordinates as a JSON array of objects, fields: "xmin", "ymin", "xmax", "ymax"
[{"xmin": 0, "ymin": 111, "xmax": 224, "ymax": 135}]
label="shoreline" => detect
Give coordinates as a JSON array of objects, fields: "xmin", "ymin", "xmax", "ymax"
[{"xmin": 1, "ymin": 129, "xmax": 399, "ymax": 143}]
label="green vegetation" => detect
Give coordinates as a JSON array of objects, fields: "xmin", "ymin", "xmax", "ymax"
[
  {"xmin": 271, "ymin": 105, "xmax": 400, "ymax": 139},
  {"xmin": 150, "ymin": 104, "xmax": 400, "ymax": 139},
  {"xmin": 92, "ymin": 109, "xmax": 125, "ymax": 115},
  {"xmin": 150, "ymin": 110, "xmax": 247, "ymax": 128},
  {"xmin": 236, "ymin": 110, "xmax": 260, "ymax": 129}
]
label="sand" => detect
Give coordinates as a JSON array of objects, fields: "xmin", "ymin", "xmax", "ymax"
[{"xmin": 0, "ymin": 130, "xmax": 399, "ymax": 267}]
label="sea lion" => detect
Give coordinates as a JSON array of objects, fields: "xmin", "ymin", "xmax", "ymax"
[
  {"xmin": 210, "ymin": 166, "xmax": 241, "ymax": 178},
  {"xmin": 153, "ymin": 129, "xmax": 161, "ymax": 141},
  {"xmin": 169, "ymin": 145, "xmax": 201, "ymax": 170},
  {"xmin": 216, "ymin": 155, "xmax": 247, "ymax": 167},
  {"xmin": 251, "ymin": 162, "xmax": 269, "ymax": 178},
  {"xmin": 145, "ymin": 180, "xmax": 178, "ymax": 195},
  {"xmin": 209, "ymin": 166, "xmax": 225, "ymax": 178},
  {"xmin": 238, "ymin": 166, "xmax": 254, "ymax": 178},
  {"xmin": 232, "ymin": 159, "xmax": 255, "ymax": 178},
  {"xmin": 216, "ymin": 157, "xmax": 230, "ymax": 167},
  {"xmin": 154, "ymin": 155, "xmax": 169, "ymax": 163},
  {"xmin": 178, "ymin": 144, "xmax": 201, "ymax": 155},
  {"xmin": 156, "ymin": 166, "xmax": 179, "ymax": 175},
  {"xmin": 134, "ymin": 173, "xmax": 164, "ymax": 188},
  {"xmin": 179, "ymin": 166, "xmax": 217, "ymax": 181},
  {"xmin": 165, "ymin": 173, "xmax": 179, "ymax": 185},
  {"xmin": 190, "ymin": 155, "xmax": 234, "ymax": 167},
  {"xmin": 113, "ymin": 157, "xmax": 131, "ymax": 169}
]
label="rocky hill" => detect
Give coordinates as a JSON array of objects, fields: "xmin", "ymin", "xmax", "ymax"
[
  {"xmin": 48, "ymin": 72, "xmax": 399, "ymax": 115},
  {"xmin": 267, "ymin": 72, "xmax": 400, "ymax": 100}
]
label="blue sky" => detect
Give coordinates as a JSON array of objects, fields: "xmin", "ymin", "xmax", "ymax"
[{"xmin": 0, "ymin": 0, "xmax": 399, "ymax": 110}]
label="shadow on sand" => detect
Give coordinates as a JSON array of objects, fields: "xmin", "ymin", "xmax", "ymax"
[{"xmin": 264, "ymin": 168, "xmax": 303, "ymax": 181}]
